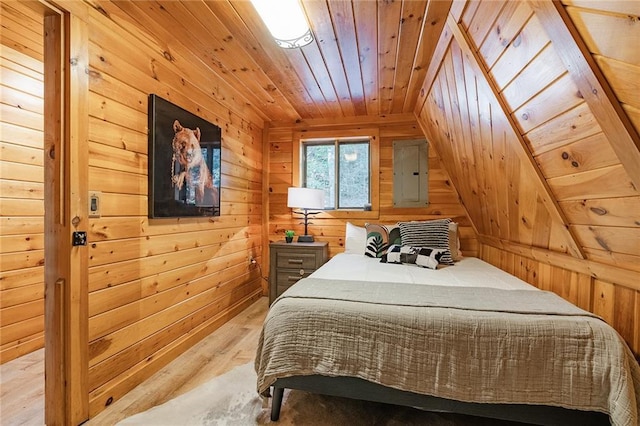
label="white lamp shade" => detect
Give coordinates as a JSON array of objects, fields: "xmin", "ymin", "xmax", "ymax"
[{"xmin": 287, "ymin": 187, "xmax": 325, "ymax": 209}]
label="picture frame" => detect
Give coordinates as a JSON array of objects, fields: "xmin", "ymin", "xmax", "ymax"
[{"xmin": 148, "ymin": 94, "xmax": 222, "ymax": 218}]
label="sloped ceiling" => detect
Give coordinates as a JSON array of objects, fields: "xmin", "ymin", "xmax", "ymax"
[
  {"xmin": 92, "ymin": 0, "xmax": 453, "ymax": 121},
  {"xmin": 415, "ymin": 0, "xmax": 640, "ymax": 271},
  {"xmin": 93, "ymin": 0, "xmax": 639, "ymax": 269}
]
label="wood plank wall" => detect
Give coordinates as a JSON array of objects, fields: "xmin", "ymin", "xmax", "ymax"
[
  {"xmin": 0, "ymin": 2, "xmax": 45, "ymax": 364},
  {"xmin": 2, "ymin": 0, "xmax": 637, "ymax": 418},
  {"xmin": 83, "ymin": 3, "xmax": 265, "ymax": 417},
  {"xmin": 415, "ymin": 1, "xmax": 640, "ymax": 357},
  {"xmin": 563, "ymin": 0, "xmax": 640, "ymax": 136},
  {"xmin": 266, "ymin": 116, "xmax": 477, "ymax": 258},
  {"xmin": 480, "ymin": 243, "xmax": 640, "ymax": 358},
  {"xmin": 2, "ymin": 0, "xmax": 266, "ymax": 418}
]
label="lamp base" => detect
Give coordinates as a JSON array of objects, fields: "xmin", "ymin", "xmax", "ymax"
[{"xmin": 297, "ymin": 235, "xmax": 314, "ymax": 243}]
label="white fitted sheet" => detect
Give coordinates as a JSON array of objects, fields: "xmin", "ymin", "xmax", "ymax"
[{"xmin": 309, "ymin": 253, "xmax": 534, "ymax": 290}]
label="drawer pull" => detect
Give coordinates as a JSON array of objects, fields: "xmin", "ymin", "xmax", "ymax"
[
  {"xmin": 288, "ymin": 259, "xmax": 303, "ymax": 264},
  {"xmin": 288, "ymin": 276, "xmax": 301, "ymax": 281}
]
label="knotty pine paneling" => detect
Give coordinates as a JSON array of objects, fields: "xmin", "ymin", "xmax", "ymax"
[
  {"xmin": 420, "ymin": 43, "xmax": 564, "ymax": 251},
  {"xmin": 78, "ymin": 4, "xmax": 265, "ymax": 417},
  {"xmin": 0, "ymin": 2, "xmax": 45, "ymax": 365},
  {"xmin": 416, "ymin": 0, "xmax": 639, "ymax": 358},
  {"xmin": 94, "ymin": 0, "xmax": 289, "ymax": 122},
  {"xmin": 0, "ymin": 2, "xmax": 43, "ymax": 63},
  {"xmin": 2, "ymin": 0, "xmax": 267, "ymax": 415},
  {"xmin": 266, "ymin": 116, "xmax": 477, "ymax": 261},
  {"xmin": 480, "ymin": 244, "xmax": 639, "ymax": 358},
  {"xmin": 417, "ymin": 0, "xmax": 640, "ymax": 267},
  {"xmin": 563, "ymin": 0, "xmax": 640, "ymax": 134}
]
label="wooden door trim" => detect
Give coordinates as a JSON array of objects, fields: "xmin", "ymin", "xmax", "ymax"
[{"xmin": 44, "ymin": 2, "xmax": 89, "ymax": 424}]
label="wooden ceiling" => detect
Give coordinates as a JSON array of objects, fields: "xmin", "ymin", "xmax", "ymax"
[{"xmin": 97, "ymin": 0, "xmax": 452, "ymax": 123}]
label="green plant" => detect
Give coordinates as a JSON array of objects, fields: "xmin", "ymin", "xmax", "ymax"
[{"xmin": 285, "ymin": 230, "xmax": 295, "ymax": 237}]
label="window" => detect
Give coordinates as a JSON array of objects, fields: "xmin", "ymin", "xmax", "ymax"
[{"xmin": 302, "ymin": 138, "xmax": 370, "ymax": 209}]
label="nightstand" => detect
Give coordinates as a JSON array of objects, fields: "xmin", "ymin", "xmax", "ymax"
[{"xmin": 269, "ymin": 241, "xmax": 329, "ymax": 305}]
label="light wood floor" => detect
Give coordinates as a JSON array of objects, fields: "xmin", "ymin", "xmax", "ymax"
[
  {"xmin": 0, "ymin": 297, "xmax": 268, "ymax": 425},
  {"xmin": 0, "ymin": 347, "xmax": 44, "ymax": 425}
]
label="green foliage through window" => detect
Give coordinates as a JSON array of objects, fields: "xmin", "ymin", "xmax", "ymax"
[{"xmin": 303, "ymin": 139, "xmax": 370, "ymax": 209}]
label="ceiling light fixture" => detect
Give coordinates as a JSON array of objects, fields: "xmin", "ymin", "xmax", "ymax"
[{"xmin": 250, "ymin": 0, "xmax": 314, "ymax": 49}]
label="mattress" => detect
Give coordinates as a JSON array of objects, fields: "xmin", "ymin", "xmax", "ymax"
[
  {"xmin": 310, "ymin": 253, "xmax": 534, "ymax": 290},
  {"xmin": 256, "ymin": 255, "xmax": 640, "ymax": 426}
]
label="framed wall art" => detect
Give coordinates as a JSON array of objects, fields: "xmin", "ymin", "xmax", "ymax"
[{"xmin": 148, "ymin": 94, "xmax": 222, "ymax": 218}]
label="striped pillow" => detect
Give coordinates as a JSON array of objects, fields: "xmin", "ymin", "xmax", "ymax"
[{"xmin": 398, "ymin": 219, "xmax": 454, "ymax": 265}]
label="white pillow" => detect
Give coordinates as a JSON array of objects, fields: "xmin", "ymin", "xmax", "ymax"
[{"xmin": 344, "ymin": 222, "xmax": 367, "ymax": 254}]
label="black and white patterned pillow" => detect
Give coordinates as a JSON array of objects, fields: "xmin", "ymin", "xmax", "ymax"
[
  {"xmin": 380, "ymin": 244, "xmax": 417, "ymax": 264},
  {"xmin": 380, "ymin": 245, "xmax": 445, "ymax": 270},
  {"xmin": 414, "ymin": 247, "xmax": 447, "ymax": 269},
  {"xmin": 398, "ymin": 219, "xmax": 454, "ymax": 265}
]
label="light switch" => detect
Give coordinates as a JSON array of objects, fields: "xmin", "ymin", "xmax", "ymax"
[{"xmin": 89, "ymin": 191, "xmax": 101, "ymax": 218}]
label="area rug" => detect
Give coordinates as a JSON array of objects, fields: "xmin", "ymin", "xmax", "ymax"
[{"xmin": 117, "ymin": 363, "xmax": 526, "ymax": 425}]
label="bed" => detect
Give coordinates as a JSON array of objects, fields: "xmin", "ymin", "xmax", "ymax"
[{"xmin": 255, "ymin": 246, "xmax": 640, "ymax": 425}]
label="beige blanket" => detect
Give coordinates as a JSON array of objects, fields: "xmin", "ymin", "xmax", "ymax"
[{"xmin": 255, "ymin": 278, "xmax": 640, "ymax": 426}]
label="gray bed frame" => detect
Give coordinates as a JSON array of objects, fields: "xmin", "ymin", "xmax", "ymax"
[{"xmin": 269, "ymin": 375, "xmax": 610, "ymax": 425}]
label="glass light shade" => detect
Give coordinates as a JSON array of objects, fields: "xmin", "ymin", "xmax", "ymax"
[
  {"xmin": 250, "ymin": 0, "xmax": 314, "ymax": 48},
  {"xmin": 287, "ymin": 187, "xmax": 325, "ymax": 209}
]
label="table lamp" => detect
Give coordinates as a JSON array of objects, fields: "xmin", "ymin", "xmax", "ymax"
[{"xmin": 287, "ymin": 187, "xmax": 325, "ymax": 242}]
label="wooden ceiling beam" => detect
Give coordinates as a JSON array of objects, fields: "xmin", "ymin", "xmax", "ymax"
[
  {"xmin": 529, "ymin": 0, "xmax": 640, "ymax": 191},
  {"xmin": 445, "ymin": 13, "xmax": 586, "ymax": 259}
]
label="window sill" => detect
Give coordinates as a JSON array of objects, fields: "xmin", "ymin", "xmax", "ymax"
[{"xmin": 293, "ymin": 210, "xmax": 380, "ymax": 220}]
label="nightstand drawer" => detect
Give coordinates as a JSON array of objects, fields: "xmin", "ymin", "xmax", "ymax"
[
  {"xmin": 269, "ymin": 241, "xmax": 328, "ymax": 305},
  {"xmin": 275, "ymin": 269, "xmax": 314, "ymax": 295},
  {"xmin": 275, "ymin": 252, "xmax": 317, "ymax": 269},
  {"xmin": 275, "ymin": 268, "xmax": 312, "ymax": 284}
]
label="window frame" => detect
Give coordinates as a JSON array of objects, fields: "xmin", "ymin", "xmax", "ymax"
[
  {"xmin": 292, "ymin": 128, "xmax": 380, "ymax": 220},
  {"xmin": 301, "ymin": 137, "xmax": 371, "ymax": 210}
]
